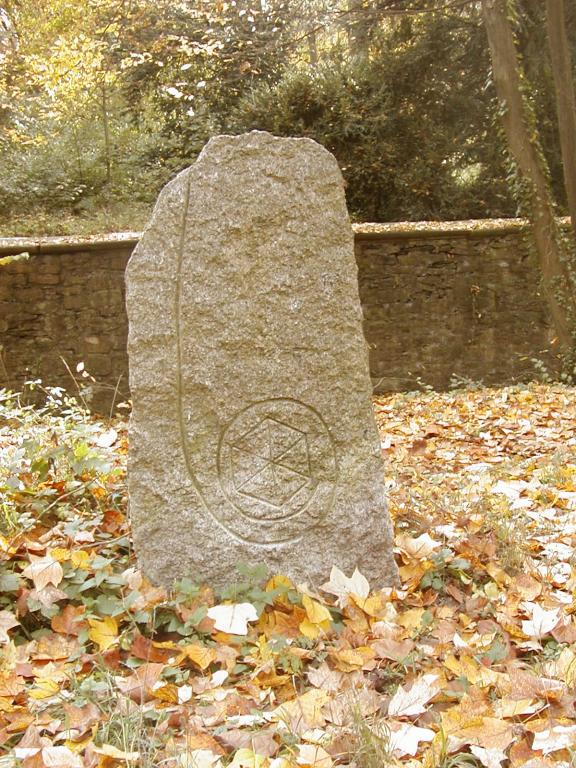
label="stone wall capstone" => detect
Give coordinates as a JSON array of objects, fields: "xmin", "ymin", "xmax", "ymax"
[{"xmin": 0, "ymin": 220, "xmax": 556, "ymax": 413}]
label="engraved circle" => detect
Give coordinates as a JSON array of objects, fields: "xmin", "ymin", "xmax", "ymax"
[{"xmin": 218, "ymin": 399, "xmax": 337, "ymax": 531}]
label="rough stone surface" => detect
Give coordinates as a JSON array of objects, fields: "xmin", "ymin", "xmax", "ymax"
[{"xmin": 125, "ymin": 131, "xmax": 398, "ymax": 588}]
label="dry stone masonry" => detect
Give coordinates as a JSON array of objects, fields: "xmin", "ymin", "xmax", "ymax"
[{"xmin": 125, "ymin": 131, "xmax": 398, "ymax": 588}]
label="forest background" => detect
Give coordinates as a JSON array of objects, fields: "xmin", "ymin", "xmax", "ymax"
[{"xmin": 1, "ymin": 0, "xmax": 574, "ymax": 236}]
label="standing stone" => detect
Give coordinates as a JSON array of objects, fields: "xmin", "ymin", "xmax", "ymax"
[{"xmin": 126, "ymin": 131, "xmax": 398, "ymax": 588}]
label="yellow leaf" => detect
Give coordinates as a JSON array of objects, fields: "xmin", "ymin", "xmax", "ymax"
[
  {"xmin": 65, "ymin": 735, "xmax": 94, "ymax": 753},
  {"xmin": 299, "ymin": 617, "xmax": 329, "ymax": 640},
  {"xmin": 71, "ymin": 550, "xmax": 91, "ymax": 570},
  {"xmin": 229, "ymin": 748, "xmax": 268, "ymax": 768},
  {"xmin": 29, "ymin": 678, "xmax": 60, "ymax": 700},
  {"xmin": 350, "ymin": 592, "xmax": 386, "ymax": 618},
  {"xmin": 49, "ymin": 547, "xmax": 70, "ymax": 562},
  {"xmin": 441, "ymin": 703, "xmax": 514, "ymax": 752},
  {"xmin": 443, "ymin": 655, "xmax": 500, "ymax": 687},
  {"xmin": 397, "ymin": 608, "xmax": 426, "ymax": 630},
  {"xmin": 0, "ymin": 534, "xmax": 17, "ymax": 555},
  {"xmin": 266, "ymin": 574, "xmax": 294, "ymax": 592},
  {"xmin": 266, "ymin": 574, "xmax": 294, "ymax": 607},
  {"xmin": 331, "ymin": 647, "xmax": 375, "ymax": 672},
  {"xmin": 93, "ymin": 744, "xmax": 140, "ymax": 761},
  {"xmin": 495, "ymin": 698, "xmax": 541, "ymax": 718},
  {"xmin": 88, "ymin": 616, "xmax": 119, "ymax": 652},
  {"xmin": 273, "ymin": 689, "xmax": 329, "ymax": 729},
  {"xmin": 299, "ymin": 596, "xmax": 332, "ymax": 638},
  {"xmin": 182, "ymin": 644, "xmax": 216, "ymax": 670},
  {"xmin": 152, "ymin": 682, "xmax": 179, "ymax": 704},
  {"xmin": 302, "ymin": 595, "xmax": 331, "ymax": 624}
]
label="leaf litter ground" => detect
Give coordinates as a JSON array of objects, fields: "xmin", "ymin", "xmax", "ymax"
[{"xmin": 2, "ymin": 383, "xmax": 576, "ymax": 767}]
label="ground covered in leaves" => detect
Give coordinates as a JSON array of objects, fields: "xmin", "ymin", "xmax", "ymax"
[{"xmin": 2, "ymin": 383, "xmax": 576, "ymax": 768}]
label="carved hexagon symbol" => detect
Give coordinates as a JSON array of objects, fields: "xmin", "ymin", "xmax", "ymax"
[
  {"xmin": 230, "ymin": 418, "xmax": 312, "ymax": 508},
  {"xmin": 217, "ymin": 399, "xmax": 338, "ymax": 535}
]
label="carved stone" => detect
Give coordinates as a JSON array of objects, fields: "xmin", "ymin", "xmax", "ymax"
[{"xmin": 126, "ymin": 131, "xmax": 398, "ymax": 587}]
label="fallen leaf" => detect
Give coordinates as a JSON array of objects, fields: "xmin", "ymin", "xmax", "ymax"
[
  {"xmin": 532, "ymin": 724, "xmax": 576, "ymax": 754},
  {"xmin": 386, "ymin": 721, "xmax": 435, "ymax": 756},
  {"xmin": 207, "ymin": 603, "xmax": 258, "ymax": 635},
  {"xmin": 296, "ymin": 744, "xmax": 332, "ymax": 768},
  {"xmin": 92, "ymin": 743, "xmax": 140, "ymax": 761},
  {"xmin": 388, "ymin": 674, "xmax": 442, "ymax": 717},
  {"xmin": 41, "ymin": 746, "xmax": 83, "ymax": 767},
  {"xmin": 22, "ymin": 555, "xmax": 63, "ymax": 591},
  {"xmin": 469, "ymin": 746, "xmax": 508, "ymax": 768},
  {"xmin": 300, "ymin": 595, "xmax": 332, "ymax": 639},
  {"xmin": 229, "ymin": 748, "xmax": 268, "ymax": 768},
  {"xmin": 321, "ymin": 566, "xmax": 370, "ymax": 606},
  {"xmin": 0, "ymin": 610, "xmax": 19, "ymax": 643},
  {"xmin": 88, "ymin": 616, "xmax": 119, "ymax": 652},
  {"xmin": 521, "ymin": 603, "xmax": 560, "ymax": 639},
  {"xmin": 115, "ymin": 662, "xmax": 164, "ymax": 703},
  {"xmin": 182, "ymin": 643, "xmax": 217, "ymax": 670},
  {"xmin": 396, "ymin": 533, "xmax": 440, "ymax": 559}
]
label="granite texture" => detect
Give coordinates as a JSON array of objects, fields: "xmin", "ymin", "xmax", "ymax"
[{"xmin": 126, "ymin": 131, "xmax": 398, "ymax": 588}]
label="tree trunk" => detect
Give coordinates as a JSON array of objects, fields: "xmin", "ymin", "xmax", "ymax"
[
  {"xmin": 482, "ymin": 0, "xmax": 576, "ymax": 354},
  {"xmin": 546, "ymin": 0, "xmax": 576, "ymax": 239},
  {"xmin": 347, "ymin": 0, "xmax": 369, "ymax": 63},
  {"xmin": 307, "ymin": 28, "xmax": 318, "ymax": 66},
  {"xmin": 101, "ymin": 84, "xmax": 112, "ymax": 185}
]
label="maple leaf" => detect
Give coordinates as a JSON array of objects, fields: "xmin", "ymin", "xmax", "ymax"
[
  {"xmin": 272, "ymin": 689, "xmax": 329, "ymax": 732},
  {"xmin": 29, "ymin": 584, "xmax": 68, "ymax": 608},
  {"xmin": 469, "ymin": 746, "xmax": 508, "ymax": 768},
  {"xmin": 229, "ymin": 748, "xmax": 268, "ymax": 768},
  {"xmin": 218, "ymin": 728, "xmax": 278, "ymax": 757},
  {"xmin": 70, "ymin": 550, "xmax": 91, "ymax": 570},
  {"xmin": 116, "ymin": 662, "xmax": 165, "ymax": 703},
  {"xmin": 386, "ymin": 721, "xmax": 435, "ymax": 756},
  {"xmin": 531, "ymin": 724, "xmax": 576, "ymax": 754},
  {"xmin": 296, "ymin": 744, "xmax": 332, "ymax": 768},
  {"xmin": 442, "ymin": 712, "xmax": 514, "ymax": 753},
  {"xmin": 22, "ymin": 555, "xmax": 63, "ymax": 590},
  {"xmin": 320, "ymin": 566, "xmax": 369, "ymax": 607},
  {"xmin": 182, "ymin": 643, "xmax": 217, "ymax": 670},
  {"xmin": 96, "ymin": 427, "xmax": 118, "ymax": 447},
  {"xmin": 92, "ymin": 744, "xmax": 140, "ymax": 761},
  {"xmin": 396, "ymin": 532, "xmax": 441, "ymax": 559},
  {"xmin": 41, "ymin": 746, "xmax": 83, "ymax": 767},
  {"xmin": 299, "ymin": 595, "xmax": 332, "ymax": 639},
  {"xmin": 29, "ymin": 677, "xmax": 60, "ymax": 700},
  {"xmin": 88, "ymin": 616, "xmax": 119, "ymax": 651},
  {"xmin": 387, "ymin": 674, "xmax": 442, "ymax": 717},
  {"xmin": 61, "ymin": 701, "xmax": 101, "ymax": 737},
  {"xmin": 521, "ymin": 603, "xmax": 560, "ymax": 639},
  {"xmin": 0, "ymin": 610, "xmax": 19, "ymax": 643},
  {"xmin": 177, "ymin": 750, "xmax": 223, "ymax": 768},
  {"xmin": 329, "ymin": 646, "xmax": 375, "ymax": 672},
  {"xmin": 207, "ymin": 603, "xmax": 258, "ymax": 635},
  {"xmin": 51, "ymin": 604, "xmax": 87, "ymax": 636}
]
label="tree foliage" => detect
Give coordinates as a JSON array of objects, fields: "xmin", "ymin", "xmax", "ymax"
[{"xmin": 0, "ymin": 0, "xmax": 573, "ymax": 224}]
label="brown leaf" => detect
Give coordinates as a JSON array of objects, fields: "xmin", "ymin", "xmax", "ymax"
[
  {"xmin": 51, "ymin": 604, "xmax": 87, "ymax": 636},
  {"xmin": 0, "ymin": 610, "xmax": 19, "ymax": 643},
  {"xmin": 115, "ymin": 662, "xmax": 165, "ymax": 703},
  {"xmin": 35, "ymin": 633, "xmax": 79, "ymax": 661},
  {"xmin": 216, "ymin": 728, "xmax": 279, "ymax": 757},
  {"xmin": 129, "ymin": 633, "xmax": 174, "ymax": 663},
  {"xmin": 22, "ymin": 556, "xmax": 63, "ymax": 591}
]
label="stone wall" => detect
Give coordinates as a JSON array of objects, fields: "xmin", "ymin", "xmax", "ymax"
[{"xmin": 0, "ymin": 221, "xmax": 556, "ymax": 413}]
